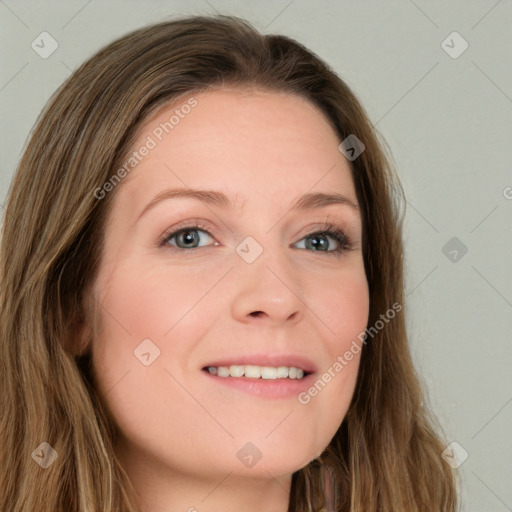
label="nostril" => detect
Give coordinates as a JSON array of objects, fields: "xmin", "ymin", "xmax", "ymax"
[{"xmin": 249, "ymin": 311, "xmax": 264, "ymax": 318}]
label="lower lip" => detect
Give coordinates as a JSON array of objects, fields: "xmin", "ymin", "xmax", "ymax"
[{"xmin": 201, "ymin": 369, "xmax": 315, "ymax": 399}]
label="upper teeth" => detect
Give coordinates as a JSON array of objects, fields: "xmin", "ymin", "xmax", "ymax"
[{"xmin": 207, "ymin": 365, "xmax": 306, "ymax": 380}]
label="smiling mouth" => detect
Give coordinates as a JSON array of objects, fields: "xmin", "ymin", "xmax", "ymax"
[{"xmin": 202, "ymin": 364, "xmax": 310, "ymax": 380}]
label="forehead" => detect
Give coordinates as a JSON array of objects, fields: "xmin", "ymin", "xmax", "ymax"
[{"xmin": 113, "ymin": 87, "xmax": 358, "ymax": 217}]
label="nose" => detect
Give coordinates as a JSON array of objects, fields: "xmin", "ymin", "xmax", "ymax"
[{"xmin": 230, "ymin": 246, "xmax": 304, "ymax": 325}]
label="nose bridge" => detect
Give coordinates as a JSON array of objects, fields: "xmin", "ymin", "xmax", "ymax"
[{"xmin": 231, "ymin": 232, "xmax": 304, "ymax": 323}]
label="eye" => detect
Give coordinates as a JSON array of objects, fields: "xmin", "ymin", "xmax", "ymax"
[
  {"xmin": 293, "ymin": 223, "xmax": 351, "ymax": 256},
  {"xmin": 159, "ymin": 224, "xmax": 216, "ymax": 250},
  {"xmin": 158, "ymin": 221, "xmax": 352, "ymax": 256}
]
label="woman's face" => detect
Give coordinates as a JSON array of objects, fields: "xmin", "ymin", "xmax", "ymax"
[{"xmin": 89, "ymin": 88, "xmax": 369, "ymax": 484}]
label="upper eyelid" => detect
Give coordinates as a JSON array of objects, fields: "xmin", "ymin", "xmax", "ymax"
[
  {"xmin": 161, "ymin": 214, "xmax": 354, "ymax": 234},
  {"xmin": 163, "ymin": 222, "xmax": 343, "ymax": 237},
  {"xmin": 156, "ymin": 205, "xmax": 360, "ymax": 233}
]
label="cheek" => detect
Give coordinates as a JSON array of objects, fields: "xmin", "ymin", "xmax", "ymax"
[
  {"xmin": 296, "ymin": 265, "xmax": 368, "ymax": 440},
  {"xmin": 89, "ymin": 257, "xmax": 225, "ymax": 470},
  {"xmin": 94, "ymin": 255, "xmax": 226, "ymax": 343},
  {"xmin": 89, "ymin": 255, "xmax": 228, "ymax": 416},
  {"xmin": 306, "ymin": 263, "xmax": 370, "ymax": 345}
]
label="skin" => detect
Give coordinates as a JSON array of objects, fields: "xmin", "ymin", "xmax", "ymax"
[{"xmin": 85, "ymin": 88, "xmax": 369, "ymax": 512}]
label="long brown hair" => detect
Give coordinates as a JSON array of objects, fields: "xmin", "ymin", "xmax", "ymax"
[{"xmin": 0, "ymin": 15, "xmax": 459, "ymax": 511}]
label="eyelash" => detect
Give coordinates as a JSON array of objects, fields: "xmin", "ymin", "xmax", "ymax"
[{"xmin": 158, "ymin": 221, "xmax": 353, "ymax": 257}]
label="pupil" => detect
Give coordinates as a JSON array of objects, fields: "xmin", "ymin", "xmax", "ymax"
[
  {"xmin": 308, "ymin": 235, "xmax": 327, "ymax": 251},
  {"xmin": 181, "ymin": 230, "xmax": 198, "ymax": 247}
]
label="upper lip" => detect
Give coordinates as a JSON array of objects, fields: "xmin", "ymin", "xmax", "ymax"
[{"xmin": 202, "ymin": 353, "xmax": 317, "ymax": 374}]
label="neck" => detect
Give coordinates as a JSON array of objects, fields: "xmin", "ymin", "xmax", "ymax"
[{"xmin": 115, "ymin": 438, "xmax": 293, "ymax": 512}]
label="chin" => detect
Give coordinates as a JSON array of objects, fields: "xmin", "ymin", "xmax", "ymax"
[{"xmin": 223, "ymin": 436, "xmax": 323, "ymax": 478}]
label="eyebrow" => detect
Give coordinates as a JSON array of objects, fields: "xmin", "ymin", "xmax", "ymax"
[{"xmin": 137, "ymin": 187, "xmax": 359, "ymax": 221}]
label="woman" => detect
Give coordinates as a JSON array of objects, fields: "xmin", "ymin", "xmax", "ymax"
[{"xmin": 0, "ymin": 14, "xmax": 459, "ymax": 512}]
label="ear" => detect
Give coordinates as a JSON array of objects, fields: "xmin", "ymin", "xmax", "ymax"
[
  {"xmin": 63, "ymin": 314, "xmax": 93, "ymax": 357},
  {"xmin": 69, "ymin": 289, "xmax": 98, "ymax": 357},
  {"xmin": 74, "ymin": 319, "xmax": 92, "ymax": 356}
]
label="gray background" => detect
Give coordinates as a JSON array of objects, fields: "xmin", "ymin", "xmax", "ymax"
[{"xmin": 1, "ymin": 1, "xmax": 511, "ymax": 510}]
